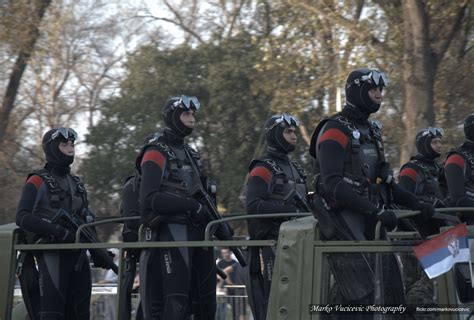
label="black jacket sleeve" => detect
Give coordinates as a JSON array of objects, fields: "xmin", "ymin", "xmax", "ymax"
[
  {"xmin": 392, "ymin": 183, "xmax": 419, "ymax": 209},
  {"xmin": 397, "ymin": 163, "xmax": 419, "ymax": 195}
]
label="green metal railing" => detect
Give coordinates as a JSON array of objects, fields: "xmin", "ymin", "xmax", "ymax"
[{"xmin": 3, "ymin": 208, "xmax": 474, "ymax": 320}]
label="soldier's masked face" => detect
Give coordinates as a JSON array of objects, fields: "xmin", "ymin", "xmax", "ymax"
[{"xmin": 180, "ymin": 110, "xmax": 196, "ymax": 129}]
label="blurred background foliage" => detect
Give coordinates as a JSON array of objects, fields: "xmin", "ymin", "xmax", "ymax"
[{"xmin": 1, "ymin": 0, "xmax": 472, "ymax": 237}]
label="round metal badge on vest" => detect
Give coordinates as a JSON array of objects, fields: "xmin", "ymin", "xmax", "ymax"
[{"xmin": 352, "ymin": 130, "xmax": 361, "ymax": 140}]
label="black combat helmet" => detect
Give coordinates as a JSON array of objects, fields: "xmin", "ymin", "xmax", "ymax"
[
  {"xmin": 463, "ymin": 114, "xmax": 474, "ymax": 142},
  {"xmin": 162, "ymin": 95, "xmax": 200, "ymax": 137},
  {"xmin": 345, "ymin": 68, "xmax": 389, "ymax": 114},
  {"xmin": 415, "ymin": 127, "xmax": 444, "ymax": 159},
  {"xmin": 42, "ymin": 127, "xmax": 77, "ymax": 167},
  {"xmin": 265, "ymin": 113, "xmax": 299, "ymax": 153}
]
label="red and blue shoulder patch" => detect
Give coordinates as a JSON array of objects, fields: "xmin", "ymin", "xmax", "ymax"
[
  {"xmin": 399, "ymin": 167, "xmax": 418, "ymax": 182},
  {"xmin": 26, "ymin": 175, "xmax": 43, "ymax": 190},
  {"xmin": 445, "ymin": 154, "xmax": 465, "ymax": 169},
  {"xmin": 318, "ymin": 128, "xmax": 348, "ymax": 149},
  {"xmin": 249, "ymin": 166, "xmax": 272, "ymax": 184},
  {"xmin": 141, "ymin": 149, "xmax": 166, "ymax": 170}
]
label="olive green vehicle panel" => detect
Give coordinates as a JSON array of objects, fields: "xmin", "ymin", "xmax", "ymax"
[
  {"xmin": 267, "ymin": 216, "xmax": 319, "ymax": 320},
  {"xmin": 3, "ymin": 211, "xmax": 474, "ymax": 319},
  {"xmin": 268, "ymin": 217, "xmax": 474, "ymax": 320},
  {"xmin": 0, "ymin": 223, "xmax": 18, "ymax": 320}
]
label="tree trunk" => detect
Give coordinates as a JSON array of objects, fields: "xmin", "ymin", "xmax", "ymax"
[
  {"xmin": 399, "ymin": 0, "xmax": 468, "ymax": 165},
  {"xmin": 0, "ymin": 0, "xmax": 52, "ymax": 144},
  {"xmin": 399, "ymin": 0, "xmax": 436, "ymax": 165}
]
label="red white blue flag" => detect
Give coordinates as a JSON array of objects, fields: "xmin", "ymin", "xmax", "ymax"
[{"xmin": 413, "ymin": 223, "xmax": 471, "ymax": 279}]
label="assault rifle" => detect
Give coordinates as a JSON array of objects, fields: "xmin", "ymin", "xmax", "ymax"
[
  {"xmin": 290, "ymin": 191, "xmax": 312, "ymax": 212},
  {"xmin": 184, "ymin": 148, "xmax": 247, "ymax": 268},
  {"xmin": 51, "ymin": 208, "xmax": 119, "ymax": 274}
]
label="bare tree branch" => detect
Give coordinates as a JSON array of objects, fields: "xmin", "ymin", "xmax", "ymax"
[
  {"xmin": 134, "ymin": 14, "xmax": 205, "ymax": 44},
  {"xmin": 432, "ymin": 0, "xmax": 469, "ymax": 65}
]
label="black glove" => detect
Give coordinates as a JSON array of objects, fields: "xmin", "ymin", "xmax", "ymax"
[
  {"xmin": 373, "ymin": 209, "xmax": 397, "ymax": 230},
  {"xmin": 54, "ymin": 225, "xmax": 75, "ymax": 243},
  {"xmin": 414, "ymin": 202, "xmax": 435, "ymax": 225},
  {"xmin": 190, "ymin": 202, "xmax": 209, "ymax": 225},
  {"xmin": 378, "ymin": 161, "xmax": 394, "ymax": 184}
]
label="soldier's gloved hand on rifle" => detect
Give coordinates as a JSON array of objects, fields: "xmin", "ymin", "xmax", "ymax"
[
  {"xmin": 373, "ymin": 209, "xmax": 397, "ymax": 230},
  {"xmin": 413, "ymin": 202, "xmax": 435, "ymax": 225},
  {"xmin": 53, "ymin": 224, "xmax": 75, "ymax": 243},
  {"xmin": 378, "ymin": 161, "xmax": 394, "ymax": 184},
  {"xmin": 189, "ymin": 202, "xmax": 209, "ymax": 225},
  {"xmin": 90, "ymin": 249, "xmax": 115, "ymax": 270}
]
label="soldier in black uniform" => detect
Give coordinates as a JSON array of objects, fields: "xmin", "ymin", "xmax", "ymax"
[
  {"xmin": 15, "ymin": 128, "xmax": 97, "ymax": 320},
  {"xmin": 309, "ymin": 69, "xmax": 435, "ymax": 314},
  {"xmin": 139, "ymin": 96, "xmax": 216, "ymax": 320},
  {"xmin": 398, "ymin": 128, "xmax": 450, "ymax": 320},
  {"xmin": 399, "ymin": 127, "xmax": 444, "ymax": 206},
  {"xmin": 444, "ymin": 114, "xmax": 474, "ymax": 222},
  {"xmin": 245, "ymin": 113, "xmax": 310, "ymax": 320}
]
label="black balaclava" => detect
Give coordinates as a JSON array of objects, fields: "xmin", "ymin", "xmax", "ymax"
[
  {"xmin": 162, "ymin": 97, "xmax": 194, "ymax": 139},
  {"xmin": 265, "ymin": 115, "xmax": 297, "ymax": 154},
  {"xmin": 42, "ymin": 129, "xmax": 75, "ymax": 169},
  {"xmin": 464, "ymin": 114, "xmax": 474, "ymax": 142},
  {"xmin": 415, "ymin": 129, "xmax": 442, "ymax": 159},
  {"xmin": 345, "ymin": 68, "xmax": 385, "ymax": 115}
]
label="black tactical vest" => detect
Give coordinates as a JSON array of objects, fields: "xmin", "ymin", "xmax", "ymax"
[
  {"xmin": 249, "ymin": 155, "xmax": 309, "ymax": 210},
  {"xmin": 310, "ymin": 115, "xmax": 388, "ymax": 207},
  {"xmin": 26, "ymin": 169, "xmax": 89, "ymax": 242},
  {"xmin": 136, "ymin": 136, "xmax": 206, "ymax": 198},
  {"xmin": 401, "ymin": 157, "xmax": 444, "ymax": 205}
]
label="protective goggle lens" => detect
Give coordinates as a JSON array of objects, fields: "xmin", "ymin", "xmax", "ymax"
[
  {"xmin": 349, "ymin": 69, "xmax": 390, "ymax": 89},
  {"xmin": 51, "ymin": 127, "xmax": 78, "ymax": 141},
  {"xmin": 422, "ymin": 127, "xmax": 444, "ymax": 137},
  {"xmin": 361, "ymin": 70, "xmax": 389, "ymax": 87},
  {"xmin": 427, "ymin": 127, "xmax": 444, "ymax": 137},
  {"xmin": 173, "ymin": 95, "xmax": 200, "ymax": 111},
  {"xmin": 281, "ymin": 113, "xmax": 299, "ymax": 127},
  {"xmin": 266, "ymin": 113, "xmax": 299, "ymax": 132}
]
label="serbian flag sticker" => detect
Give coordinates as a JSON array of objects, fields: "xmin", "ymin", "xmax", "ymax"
[{"xmin": 413, "ymin": 223, "xmax": 471, "ymax": 279}]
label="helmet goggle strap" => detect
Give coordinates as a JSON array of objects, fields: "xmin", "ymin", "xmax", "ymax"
[
  {"xmin": 348, "ymin": 70, "xmax": 390, "ymax": 88},
  {"xmin": 173, "ymin": 95, "xmax": 200, "ymax": 111},
  {"xmin": 47, "ymin": 127, "xmax": 78, "ymax": 144},
  {"xmin": 422, "ymin": 127, "xmax": 444, "ymax": 138},
  {"xmin": 266, "ymin": 113, "xmax": 299, "ymax": 132}
]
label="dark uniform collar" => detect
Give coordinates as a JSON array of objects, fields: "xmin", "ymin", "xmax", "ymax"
[
  {"xmin": 163, "ymin": 129, "xmax": 185, "ymax": 146},
  {"xmin": 342, "ymin": 103, "xmax": 371, "ymax": 122},
  {"xmin": 45, "ymin": 162, "xmax": 70, "ymax": 176},
  {"xmin": 412, "ymin": 154, "xmax": 438, "ymax": 166},
  {"xmin": 266, "ymin": 148, "xmax": 289, "ymax": 160}
]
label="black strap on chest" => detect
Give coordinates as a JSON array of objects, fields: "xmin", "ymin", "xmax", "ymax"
[
  {"xmin": 136, "ymin": 135, "xmax": 204, "ymax": 176},
  {"xmin": 407, "ymin": 159, "xmax": 439, "ymax": 196},
  {"xmin": 250, "ymin": 157, "xmax": 306, "ymax": 190},
  {"xmin": 29, "ymin": 169, "xmax": 88, "ymax": 209}
]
